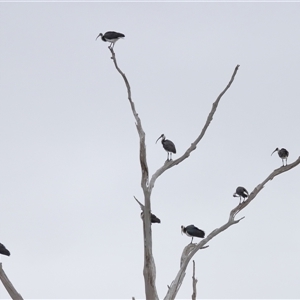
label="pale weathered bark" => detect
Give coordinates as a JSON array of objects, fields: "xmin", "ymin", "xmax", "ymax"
[{"xmin": 0, "ymin": 263, "xmax": 23, "ymax": 300}]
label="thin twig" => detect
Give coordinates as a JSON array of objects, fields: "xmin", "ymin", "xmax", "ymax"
[{"xmin": 134, "ymin": 196, "xmax": 144, "ymax": 210}]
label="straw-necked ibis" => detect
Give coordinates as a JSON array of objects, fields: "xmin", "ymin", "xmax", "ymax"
[
  {"xmin": 233, "ymin": 186, "xmax": 249, "ymax": 203},
  {"xmin": 0, "ymin": 243, "xmax": 10, "ymax": 256},
  {"xmin": 271, "ymin": 148, "xmax": 289, "ymax": 166},
  {"xmin": 156, "ymin": 134, "xmax": 176, "ymax": 160},
  {"xmin": 140, "ymin": 212, "xmax": 161, "ymax": 224},
  {"xmin": 96, "ymin": 31, "xmax": 125, "ymax": 49},
  {"xmin": 181, "ymin": 225, "xmax": 205, "ymax": 243}
]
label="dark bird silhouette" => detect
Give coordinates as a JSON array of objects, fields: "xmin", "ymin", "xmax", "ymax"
[
  {"xmin": 0, "ymin": 243, "xmax": 10, "ymax": 256},
  {"xmin": 156, "ymin": 134, "xmax": 176, "ymax": 160},
  {"xmin": 95, "ymin": 31, "xmax": 125, "ymax": 49},
  {"xmin": 181, "ymin": 225, "xmax": 205, "ymax": 243},
  {"xmin": 271, "ymin": 147, "xmax": 289, "ymax": 166},
  {"xmin": 140, "ymin": 211, "xmax": 161, "ymax": 224},
  {"xmin": 233, "ymin": 186, "xmax": 249, "ymax": 203}
]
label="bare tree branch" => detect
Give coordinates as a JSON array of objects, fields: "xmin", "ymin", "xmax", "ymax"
[
  {"xmin": 180, "ymin": 244, "xmax": 208, "ymax": 268},
  {"xmin": 191, "ymin": 260, "xmax": 197, "ymax": 300},
  {"xmin": 109, "ymin": 48, "xmax": 158, "ymax": 300},
  {"xmin": 134, "ymin": 196, "xmax": 144, "ymax": 210},
  {"xmin": 0, "ymin": 263, "xmax": 23, "ymax": 300},
  {"xmin": 149, "ymin": 65, "xmax": 240, "ymax": 191},
  {"xmin": 230, "ymin": 156, "xmax": 300, "ymax": 219},
  {"xmin": 164, "ymin": 156, "xmax": 300, "ymax": 300},
  {"xmin": 109, "ymin": 48, "xmax": 149, "ymax": 189}
]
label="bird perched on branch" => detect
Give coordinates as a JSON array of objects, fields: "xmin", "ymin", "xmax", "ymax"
[
  {"xmin": 140, "ymin": 211, "xmax": 161, "ymax": 224},
  {"xmin": 181, "ymin": 225, "xmax": 205, "ymax": 243},
  {"xmin": 233, "ymin": 186, "xmax": 249, "ymax": 204},
  {"xmin": 0, "ymin": 243, "xmax": 10, "ymax": 256},
  {"xmin": 271, "ymin": 147, "xmax": 289, "ymax": 166},
  {"xmin": 95, "ymin": 31, "xmax": 125, "ymax": 49},
  {"xmin": 156, "ymin": 134, "xmax": 176, "ymax": 160}
]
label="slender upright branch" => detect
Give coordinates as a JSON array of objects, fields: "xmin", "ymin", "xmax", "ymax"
[
  {"xmin": 164, "ymin": 156, "xmax": 300, "ymax": 300},
  {"xmin": 109, "ymin": 48, "xmax": 158, "ymax": 300},
  {"xmin": 109, "ymin": 48, "xmax": 149, "ymax": 189},
  {"xmin": 0, "ymin": 263, "xmax": 23, "ymax": 300},
  {"xmin": 149, "ymin": 65, "xmax": 240, "ymax": 191},
  {"xmin": 191, "ymin": 260, "xmax": 197, "ymax": 300}
]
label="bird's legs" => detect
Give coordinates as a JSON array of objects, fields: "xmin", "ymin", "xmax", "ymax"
[
  {"xmin": 167, "ymin": 152, "xmax": 171, "ymax": 161},
  {"xmin": 108, "ymin": 42, "xmax": 114, "ymax": 49},
  {"xmin": 190, "ymin": 237, "xmax": 194, "ymax": 244}
]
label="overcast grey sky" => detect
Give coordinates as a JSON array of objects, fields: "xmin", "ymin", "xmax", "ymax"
[{"xmin": 1, "ymin": 2, "xmax": 300, "ymax": 299}]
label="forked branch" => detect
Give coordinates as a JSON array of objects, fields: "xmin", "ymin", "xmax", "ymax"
[
  {"xmin": 164, "ymin": 156, "xmax": 300, "ymax": 300},
  {"xmin": 149, "ymin": 65, "xmax": 240, "ymax": 191}
]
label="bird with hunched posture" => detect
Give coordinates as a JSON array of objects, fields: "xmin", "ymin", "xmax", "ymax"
[
  {"xmin": 0, "ymin": 243, "xmax": 10, "ymax": 256},
  {"xmin": 156, "ymin": 134, "xmax": 176, "ymax": 160},
  {"xmin": 140, "ymin": 211, "xmax": 161, "ymax": 224},
  {"xmin": 233, "ymin": 186, "xmax": 249, "ymax": 204},
  {"xmin": 181, "ymin": 225, "xmax": 205, "ymax": 243},
  {"xmin": 271, "ymin": 147, "xmax": 289, "ymax": 166},
  {"xmin": 95, "ymin": 31, "xmax": 125, "ymax": 49}
]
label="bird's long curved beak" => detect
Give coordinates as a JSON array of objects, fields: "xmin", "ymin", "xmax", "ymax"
[
  {"xmin": 95, "ymin": 33, "xmax": 101, "ymax": 41},
  {"xmin": 271, "ymin": 149, "xmax": 277, "ymax": 156},
  {"xmin": 155, "ymin": 135, "xmax": 162, "ymax": 144}
]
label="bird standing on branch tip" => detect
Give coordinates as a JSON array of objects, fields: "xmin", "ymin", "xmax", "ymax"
[
  {"xmin": 181, "ymin": 225, "xmax": 205, "ymax": 243},
  {"xmin": 0, "ymin": 243, "xmax": 10, "ymax": 256},
  {"xmin": 140, "ymin": 212, "xmax": 161, "ymax": 224},
  {"xmin": 233, "ymin": 186, "xmax": 249, "ymax": 204},
  {"xmin": 271, "ymin": 147, "xmax": 289, "ymax": 166},
  {"xmin": 95, "ymin": 31, "xmax": 125, "ymax": 49},
  {"xmin": 156, "ymin": 134, "xmax": 176, "ymax": 161}
]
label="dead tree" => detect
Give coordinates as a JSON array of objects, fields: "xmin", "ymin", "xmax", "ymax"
[{"xmin": 106, "ymin": 47, "xmax": 300, "ymax": 300}]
